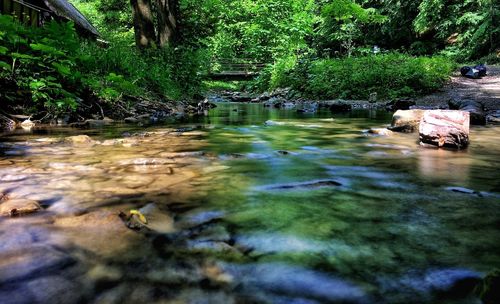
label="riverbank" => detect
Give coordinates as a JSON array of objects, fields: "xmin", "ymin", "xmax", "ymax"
[{"xmin": 208, "ymin": 65, "xmax": 500, "ymax": 124}]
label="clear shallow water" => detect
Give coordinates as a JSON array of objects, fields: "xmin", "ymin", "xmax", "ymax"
[{"xmin": 0, "ymin": 103, "xmax": 499, "ymax": 304}]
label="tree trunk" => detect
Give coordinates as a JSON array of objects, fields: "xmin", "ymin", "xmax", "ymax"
[
  {"xmin": 130, "ymin": 0, "xmax": 157, "ymax": 49},
  {"xmin": 156, "ymin": 0, "xmax": 178, "ymax": 47}
]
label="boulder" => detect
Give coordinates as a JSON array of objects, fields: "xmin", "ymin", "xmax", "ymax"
[
  {"xmin": 419, "ymin": 110, "xmax": 470, "ymax": 149},
  {"xmin": 389, "ymin": 110, "xmax": 425, "ymax": 132},
  {"xmin": 449, "ymin": 99, "xmax": 486, "ymax": 125}
]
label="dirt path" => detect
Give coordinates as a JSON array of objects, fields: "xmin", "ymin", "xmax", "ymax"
[{"xmin": 417, "ymin": 65, "xmax": 500, "ymax": 113}]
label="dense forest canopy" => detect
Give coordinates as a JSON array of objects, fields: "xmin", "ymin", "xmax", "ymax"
[{"xmin": 0, "ymin": 0, "xmax": 499, "ymax": 119}]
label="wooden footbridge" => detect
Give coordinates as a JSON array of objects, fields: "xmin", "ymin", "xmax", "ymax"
[{"xmin": 209, "ymin": 58, "xmax": 268, "ymax": 80}]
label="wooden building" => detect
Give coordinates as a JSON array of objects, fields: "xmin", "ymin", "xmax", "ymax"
[{"xmin": 0, "ymin": 0, "xmax": 99, "ymax": 37}]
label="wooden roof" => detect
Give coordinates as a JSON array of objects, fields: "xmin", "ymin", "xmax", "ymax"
[{"xmin": 43, "ymin": 0, "xmax": 99, "ymax": 36}]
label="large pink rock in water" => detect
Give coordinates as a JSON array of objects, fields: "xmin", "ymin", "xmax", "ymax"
[{"xmin": 419, "ymin": 110, "xmax": 470, "ymax": 149}]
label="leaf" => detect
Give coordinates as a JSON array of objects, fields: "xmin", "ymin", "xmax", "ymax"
[
  {"xmin": 0, "ymin": 61, "xmax": 10, "ymax": 70},
  {"xmin": 10, "ymin": 53, "xmax": 37, "ymax": 60},
  {"xmin": 52, "ymin": 62, "xmax": 71, "ymax": 76},
  {"xmin": 129, "ymin": 210, "xmax": 148, "ymax": 224},
  {"xmin": 0, "ymin": 46, "xmax": 7, "ymax": 55},
  {"xmin": 30, "ymin": 43, "xmax": 65, "ymax": 56}
]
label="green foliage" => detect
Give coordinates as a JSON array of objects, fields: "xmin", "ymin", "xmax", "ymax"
[
  {"xmin": 414, "ymin": 0, "xmax": 500, "ymax": 60},
  {"xmin": 256, "ymin": 53, "xmax": 455, "ymax": 99},
  {"xmin": 0, "ymin": 15, "xmax": 82, "ymax": 113},
  {"xmin": 79, "ymin": 41, "xmax": 207, "ymax": 102},
  {"xmin": 314, "ymin": 0, "xmax": 386, "ymax": 57},
  {"xmin": 181, "ymin": 0, "xmax": 317, "ymax": 62}
]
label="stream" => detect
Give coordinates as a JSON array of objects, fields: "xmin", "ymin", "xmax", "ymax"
[{"xmin": 0, "ymin": 103, "xmax": 499, "ymax": 304}]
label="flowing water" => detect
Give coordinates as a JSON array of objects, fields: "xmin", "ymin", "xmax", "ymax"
[{"xmin": 0, "ymin": 103, "xmax": 499, "ymax": 304}]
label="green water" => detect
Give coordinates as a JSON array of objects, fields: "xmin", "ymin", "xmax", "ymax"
[
  {"xmin": 196, "ymin": 103, "xmax": 500, "ymax": 301},
  {"xmin": 0, "ymin": 103, "xmax": 499, "ymax": 303}
]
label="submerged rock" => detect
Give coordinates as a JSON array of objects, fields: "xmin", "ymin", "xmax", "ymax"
[
  {"xmin": 419, "ymin": 110, "xmax": 470, "ymax": 149},
  {"xmin": 389, "ymin": 110, "xmax": 425, "ymax": 133},
  {"xmin": 221, "ymin": 263, "xmax": 368, "ymax": 303},
  {"xmin": 385, "ymin": 268, "xmax": 482, "ymax": 303},
  {"xmin": 475, "ymin": 269, "xmax": 500, "ymax": 304},
  {"xmin": 0, "ymin": 245, "xmax": 74, "ymax": 283},
  {"xmin": 486, "ymin": 110, "xmax": 500, "ymax": 124},
  {"xmin": 445, "ymin": 186, "xmax": 483, "ymax": 197},
  {"xmin": 65, "ymin": 135, "xmax": 95, "ymax": 145},
  {"xmin": 26, "ymin": 275, "xmax": 83, "ymax": 304},
  {"xmin": 0, "ymin": 199, "xmax": 41, "ymax": 217},
  {"xmin": 424, "ymin": 268, "xmax": 482, "ymax": 296},
  {"xmin": 367, "ymin": 128, "xmax": 393, "ymax": 136},
  {"xmin": 258, "ymin": 179, "xmax": 342, "ymax": 191}
]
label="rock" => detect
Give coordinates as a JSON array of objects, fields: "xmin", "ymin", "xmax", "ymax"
[
  {"xmin": 221, "ymin": 263, "xmax": 368, "ymax": 303},
  {"xmin": 486, "ymin": 110, "xmax": 500, "ymax": 124},
  {"xmin": 264, "ymin": 120, "xmax": 285, "ymax": 126},
  {"xmin": 124, "ymin": 117, "xmax": 138, "ymax": 123},
  {"xmin": 369, "ymin": 92, "xmax": 378, "ymax": 103},
  {"xmin": 392, "ymin": 268, "xmax": 483, "ymax": 302},
  {"xmin": 386, "ymin": 99, "xmax": 416, "ymax": 111},
  {"xmin": 179, "ymin": 210, "xmax": 225, "ymax": 228},
  {"xmin": 329, "ymin": 102, "xmax": 352, "ymax": 113},
  {"xmin": 419, "ymin": 110, "xmax": 470, "ymax": 149},
  {"xmin": 20, "ymin": 119, "xmax": 35, "ymax": 129},
  {"xmin": 87, "ymin": 264, "xmax": 124, "ymax": 284},
  {"xmin": 424, "ymin": 269, "xmax": 482, "ymax": 297},
  {"xmin": 445, "ymin": 186, "xmax": 483, "ymax": 197},
  {"xmin": 26, "ymin": 276, "xmax": 83, "ymax": 304},
  {"xmin": 388, "ymin": 110, "xmax": 425, "ymax": 132},
  {"xmin": 259, "ymin": 179, "xmax": 342, "ymax": 191},
  {"xmin": 368, "ymin": 128, "xmax": 393, "ymax": 136},
  {"xmin": 0, "ymin": 284, "xmax": 35, "ymax": 304},
  {"xmin": 84, "ymin": 119, "xmax": 114, "ymax": 128},
  {"xmin": 54, "ymin": 211, "xmax": 148, "ymax": 259},
  {"xmin": 475, "ymin": 269, "xmax": 500, "ymax": 304},
  {"xmin": 449, "ymin": 99, "xmax": 486, "ymax": 125},
  {"xmin": 65, "ymin": 135, "xmax": 95, "ymax": 145},
  {"xmin": 0, "ymin": 245, "xmax": 74, "ymax": 283},
  {"xmin": 0, "ymin": 199, "xmax": 42, "ymax": 217}
]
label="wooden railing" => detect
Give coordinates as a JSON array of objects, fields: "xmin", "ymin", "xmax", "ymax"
[{"xmin": 0, "ymin": 0, "xmax": 50, "ymax": 27}]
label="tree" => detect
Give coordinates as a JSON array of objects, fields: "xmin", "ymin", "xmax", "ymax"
[
  {"xmin": 156, "ymin": 0, "xmax": 179, "ymax": 47},
  {"xmin": 130, "ymin": 0, "xmax": 157, "ymax": 48},
  {"xmin": 129, "ymin": 0, "xmax": 180, "ymax": 48},
  {"xmin": 316, "ymin": 0, "xmax": 386, "ymax": 57},
  {"xmin": 414, "ymin": 0, "xmax": 500, "ymax": 59}
]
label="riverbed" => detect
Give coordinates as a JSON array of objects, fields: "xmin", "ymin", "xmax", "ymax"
[{"xmin": 1, "ymin": 103, "xmax": 499, "ymax": 304}]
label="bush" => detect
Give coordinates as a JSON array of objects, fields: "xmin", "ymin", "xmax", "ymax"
[
  {"xmin": 255, "ymin": 53, "xmax": 455, "ymax": 99},
  {"xmin": 0, "ymin": 15, "xmax": 83, "ymax": 114},
  {"xmin": 0, "ymin": 15, "xmax": 206, "ymax": 118},
  {"xmin": 80, "ymin": 42, "xmax": 208, "ymax": 102}
]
